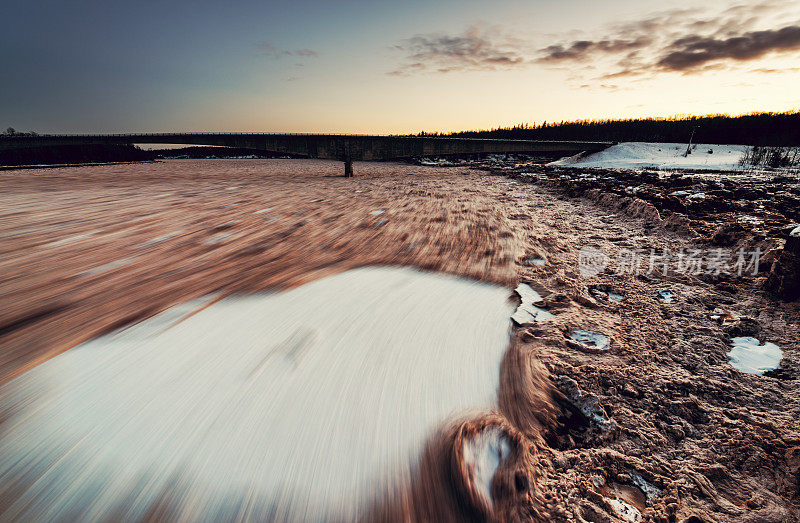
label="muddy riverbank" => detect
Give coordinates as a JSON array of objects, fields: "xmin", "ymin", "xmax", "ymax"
[{"xmin": 1, "ymin": 159, "xmax": 798, "ymax": 521}]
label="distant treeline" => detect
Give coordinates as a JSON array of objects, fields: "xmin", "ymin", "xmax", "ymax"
[
  {"xmin": 0, "ymin": 144, "xmax": 156, "ymax": 167},
  {"xmin": 428, "ymin": 111, "xmax": 800, "ymax": 146},
  {"xmin": 0, "ymin": 144, "xmax": 298, "ymax": 167},
  {"xmin": 154, "ymin": 146, "xmax": 302, "ymax": 159}
]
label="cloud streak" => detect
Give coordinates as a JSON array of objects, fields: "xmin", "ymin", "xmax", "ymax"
[
  {"xmin": 389, "ymin": 26, "xmax": 528, "ymax": 75},
  {"xmin": 657, "ymin": 26, "xmax": 800, "ymax": 71},
  {"xmin": 539, "ymin": 37, "xmax": 652, "ymax": 62},
  {"xmin": 536, "ymin": 1, "xmax": 800, "ymax": 77},
  {"xmin": 389, "ymin": 1, "xmax": 800, "ymax": 80},
  {"xmin": 257, "ymin": 42, "xmax": 319, "ymax": 60}
]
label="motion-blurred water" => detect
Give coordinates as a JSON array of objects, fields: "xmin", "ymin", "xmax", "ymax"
[{"xmin": 0, "ymin": 267, "xmax": 513, "ymax": 520}]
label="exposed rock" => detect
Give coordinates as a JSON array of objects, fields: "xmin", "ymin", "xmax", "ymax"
[
  {"xmin": 709, "ymin": 222, "xmax": 748, "ymax": 246},
  {"xmin": 765, "ymin": 226, "xmax": 800, "ymax": 301},
  {"xmin": 723, "ymin": 317, "xmax": 760, "ymax": 338},
  {"xmin": 555, "ymin": 376, "xmax": 617, "ymax": 433}
]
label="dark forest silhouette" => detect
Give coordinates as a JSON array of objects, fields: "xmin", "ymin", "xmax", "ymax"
[{"xmin": 426, "ymin": 111, "xmax": 800, "ymax": 146}]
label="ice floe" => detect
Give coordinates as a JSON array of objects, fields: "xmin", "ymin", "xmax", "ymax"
[
  {"xmin": 570, "ymin": 329, "xmax": 610, "ymax": 352},
  {"xmin": 728, "ymin": 336, "xmax": 783, "ymax": 375},
  {"xmin": 511, "ymin": 283, "xmax": 554, "ymax": 324}
]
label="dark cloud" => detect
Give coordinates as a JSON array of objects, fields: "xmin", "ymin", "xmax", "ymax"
[
  {"xmin": 389, "ymin": 2, "xmax": 800, "ymax": 79},
  {"xmin": 256, "ymin": 42, "xmax": 318, "ymax": 59},
  {"xmin": 535, "ymin": 1, "xmax": 800, "ymax": 78},
  {"xmin": 657, "ymin": 25, "xmax": 800, "ymax": 70},
  {"xmin": 389, "ymin": 26, "xmax": 527, "ymax": 75},
  {"xmin": 539, "ymin": 37, "xmax": 651, "ymax": 62}
]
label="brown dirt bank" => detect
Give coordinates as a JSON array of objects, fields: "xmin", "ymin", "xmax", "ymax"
[{"xmin": 1, "ymin": 159, "xmax": 798, "ymax": 521}]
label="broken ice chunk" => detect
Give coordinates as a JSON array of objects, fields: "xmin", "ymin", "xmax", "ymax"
[
  {"xmin": 656, "ymin": 289, "xmax": 675, "ymax": 303},
  {"xmin": 570, "ymin": 329, "xmax": 610, "ymax": 352},
  {"xmin": 728, "ymin": 336, "xmax": 782, "ymax": 375},
  {"xmin": 607, "ymin": 291, "xmax": 624, "ymax": 302},
  {"xmin": 512, "ymin": 283, "xmax": 553, "ymax": 324},
  {"xmin": 523, "ymin": 257, "xmax": 546, "ymax": 266},
  {"xmin": 607, "ymin": 498, "xmax": 642, "ymax": 523},
  {"xmin": 515, "ymin": 283, "xmax": 543, "ymax": 304},
  {"xmin": 511, "ymin": 303, "xmax": 555, "ymax": 325},
  {"xmin": 589, "ymin": 285, "xmax": 625, "ymax": 303},
  {"xmin": 630, "ymin": 472, "xmax": 662, "ymax": 506}
]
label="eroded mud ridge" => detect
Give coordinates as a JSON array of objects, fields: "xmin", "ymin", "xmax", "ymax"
[
  {"xmin": 499, "ymin": 164, "xmax": 800, "ymax": 303},
  {"xmin": 1, "ymin": 159, "xmax": 798, "ymax": 521}
]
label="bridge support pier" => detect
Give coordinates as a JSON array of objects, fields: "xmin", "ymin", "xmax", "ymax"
[{"xmin": 344, "ymin": 160, "xmax": 353, "ymax": 178}]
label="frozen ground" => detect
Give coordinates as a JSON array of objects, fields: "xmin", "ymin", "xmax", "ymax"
[
  {"xmin": 1, "ymin": 159, "xmax": 798, "ymax": 521},
  {"xmin": 549, "ymin": 142, "xmax": 749, "ymax": 171},
  {"xmin": 0, "ymin": 267, "xmax": 513, "ymax": 520}
]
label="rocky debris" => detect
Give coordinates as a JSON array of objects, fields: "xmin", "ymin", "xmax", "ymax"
[
  {"xmin": 727, "ymin": 336, "xmax": 783, "ymax": 375},
  {"xmin": 589, "ymin": 285, "xmax": 625, "ymax": 303},
  {"xmin": 709, "ymin": 222, "xmax": 749, "ymax": 246},
  {"xmin": 572, "ymin": 294, "xmax": 600, "ymax": 309},
  {"xmin": 630, "ymin": 472, "xmax": 662, "ymax": 505},
  {"xmin": 765, "ymin": 225, "xmax": 800, "ymax": 301},
  {"xmin": 723, "ymin": 316, "xmax": 760, "ymax": 337},
  {"xmin": 555, "ymin": 376, "xmax": 617, "ymax": 433},
  {"xmin": 567, "ymin": 329, "xmax": 611, "ymax": 354},
  {"xmin": 503, "ymin": 163, "xmax": 799, "ymax": 246},
  {"xmin": 710, "ymin": 308, "xmax": 740, "ymax": 326}
]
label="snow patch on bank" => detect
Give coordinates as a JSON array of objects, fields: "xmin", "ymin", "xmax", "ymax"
[
  {"xmin": 462, "ymin": 426, "xmax": 511, "ymax": 506},
  {"xmin": 549, "ymin": 142, "xmax": 749, "ymax": 171},
  {"xmin": 0, "ymin": 267, "xmax": 514, "ymax": 520}
]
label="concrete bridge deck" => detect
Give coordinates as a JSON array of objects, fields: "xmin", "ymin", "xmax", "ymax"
[{"xmin": 0, "ymin": 133, "xmax": 613, "ymax": 175}]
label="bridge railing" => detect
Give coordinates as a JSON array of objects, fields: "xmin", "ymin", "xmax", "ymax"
[{"xmin": 1, "ymin": 132, "xmax": 614, "ymax": 145}]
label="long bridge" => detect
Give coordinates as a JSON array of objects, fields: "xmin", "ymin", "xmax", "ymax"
[{"xmin": 0, "ymin": 133, "xmax": 613, "ymax": 176}]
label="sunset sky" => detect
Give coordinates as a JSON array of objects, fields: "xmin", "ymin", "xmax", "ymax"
[{"xmin": 3, "ymin": 0, "xmax": 800, "ymax": 134}]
